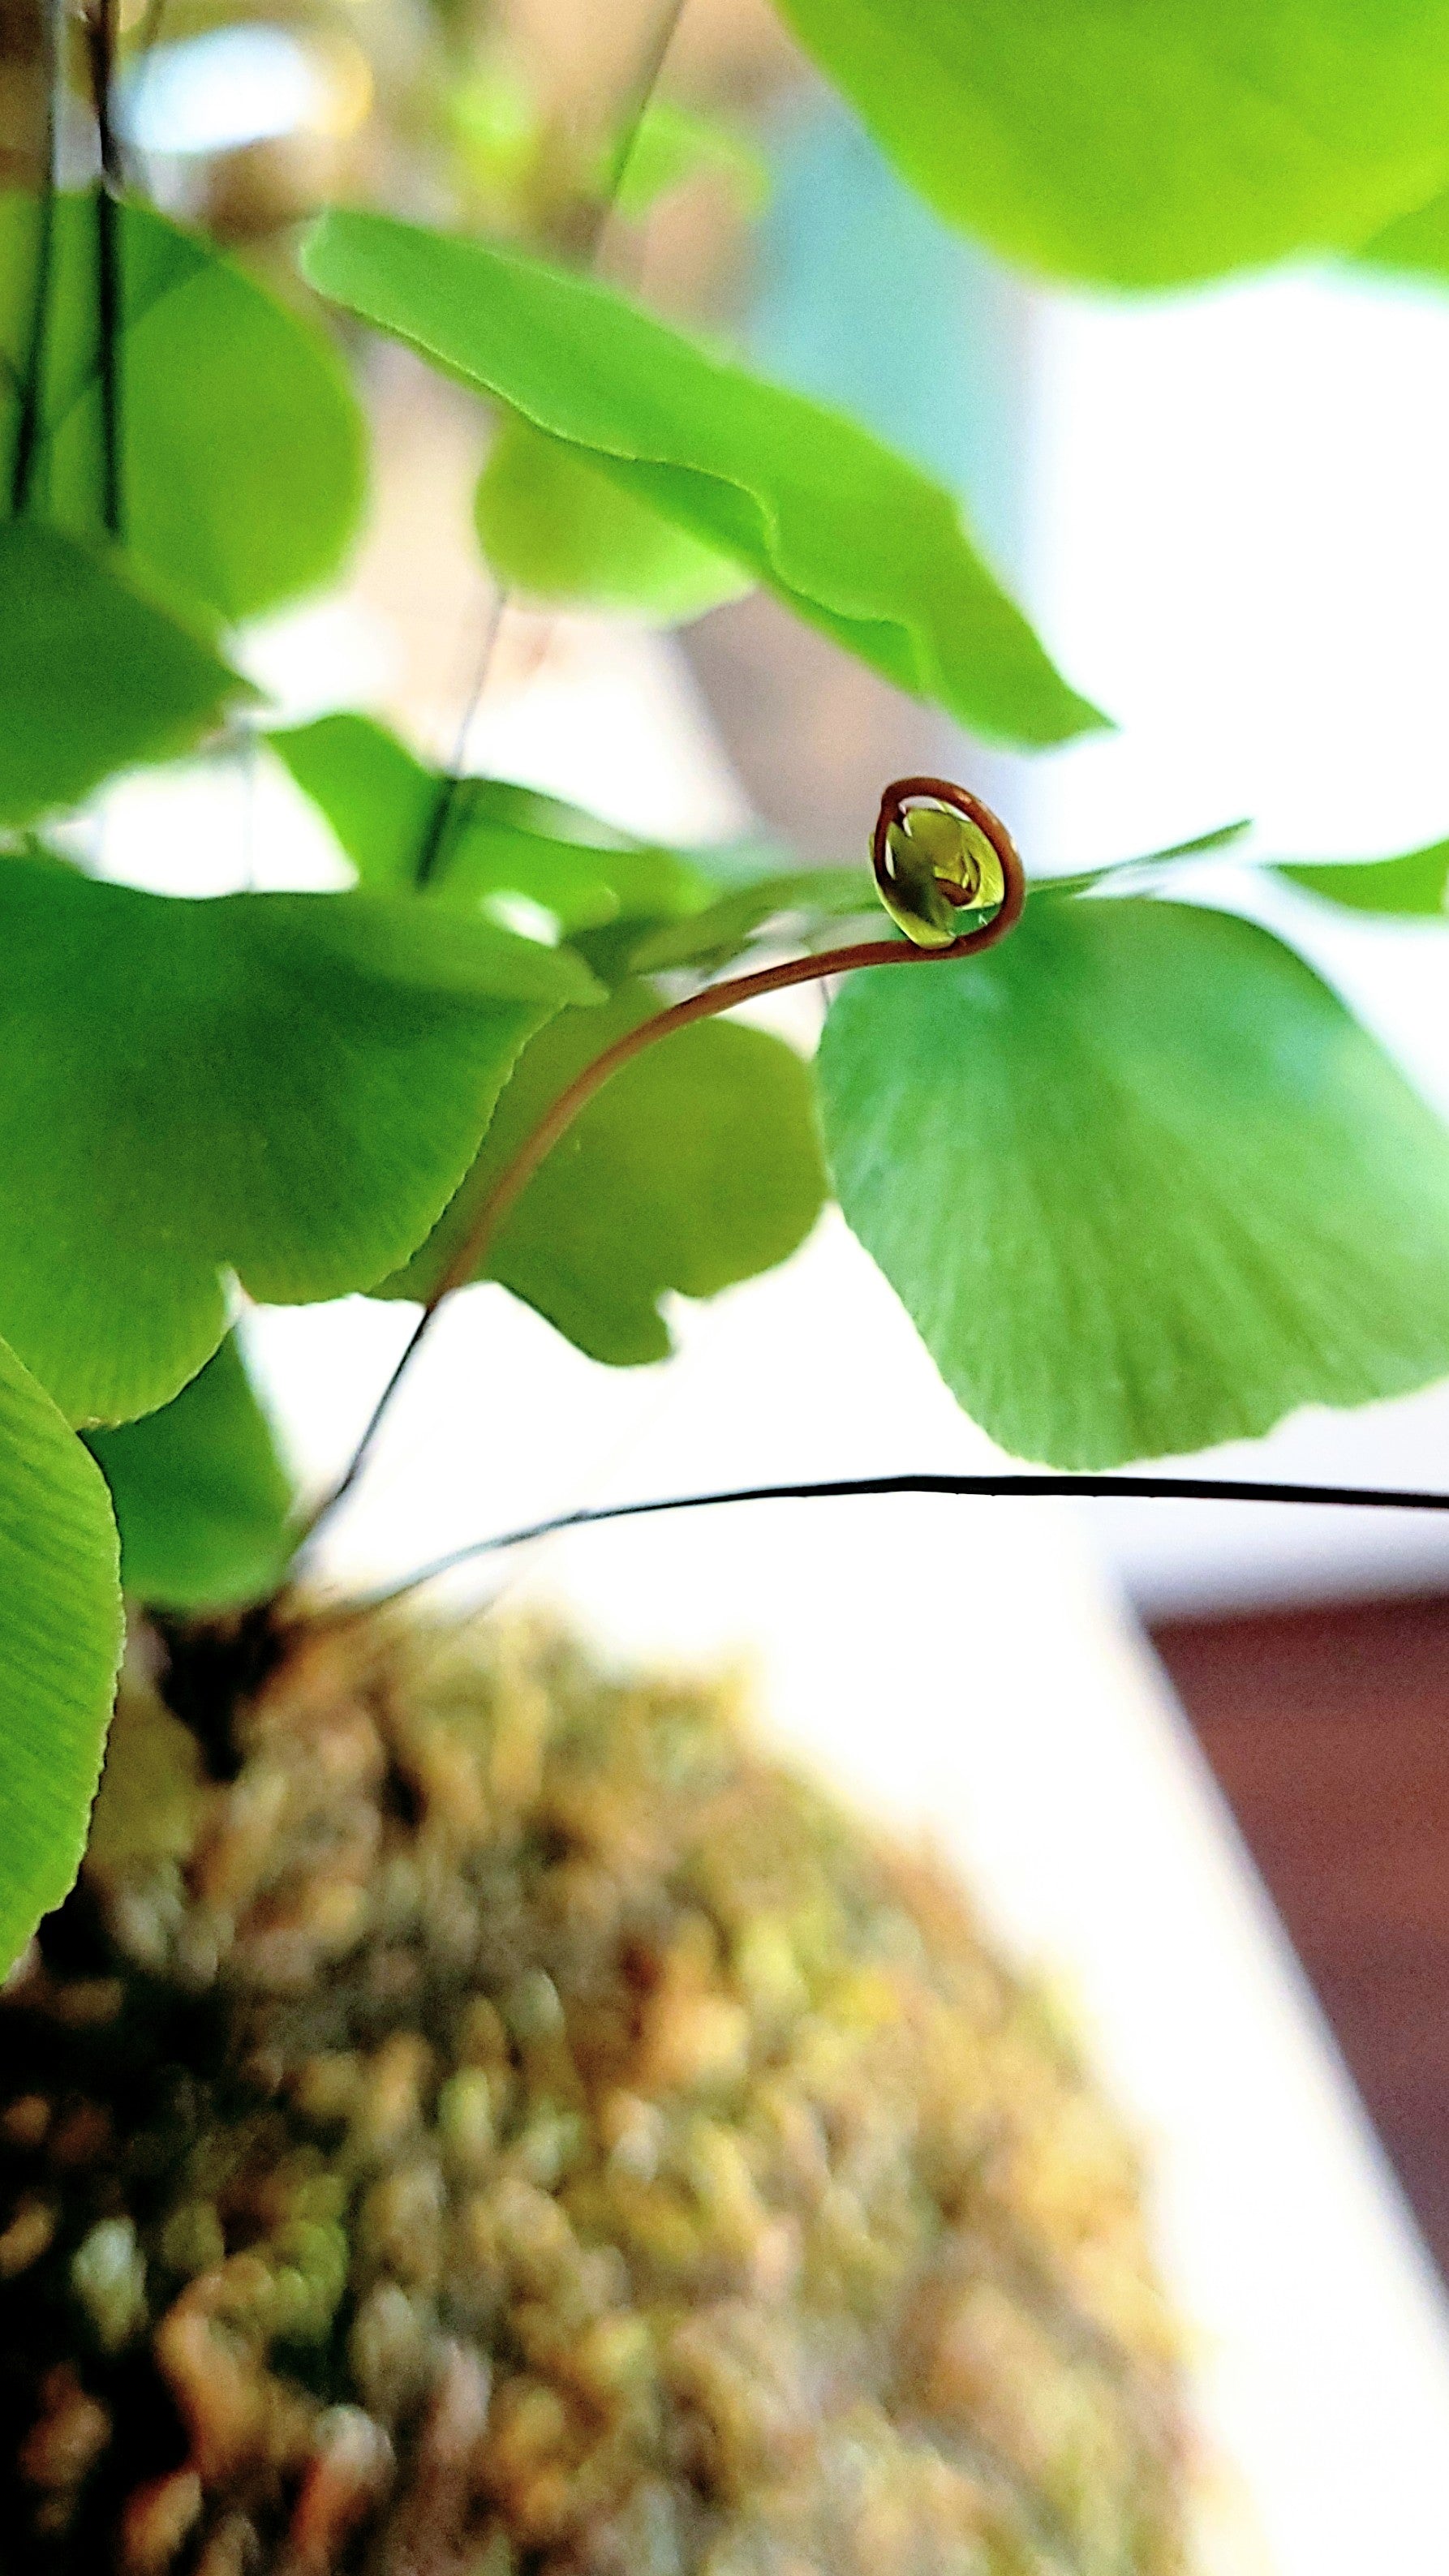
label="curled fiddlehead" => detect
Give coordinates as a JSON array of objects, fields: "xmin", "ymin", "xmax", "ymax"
[{"xmin": 872, "ymin": 775, "xmax": 1025, "ymax": 952}]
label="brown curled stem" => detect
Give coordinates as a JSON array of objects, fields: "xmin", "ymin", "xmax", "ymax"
[
  {"xmin": 442, "ymin": 917, "xmax": 1022, "ymax": 1307},
  {"xmin": 431, "ymin": 779, "xmax": 1024, "ymax": 1316},
  {"xmin": 297, "ymin": 785, "xmax": 1025, "ymax": 1548}
]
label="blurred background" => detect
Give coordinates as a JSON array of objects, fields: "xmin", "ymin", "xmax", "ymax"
[{"xmin": 15, "ymin": 0, "xmax": 1449, "ymax": 2365}]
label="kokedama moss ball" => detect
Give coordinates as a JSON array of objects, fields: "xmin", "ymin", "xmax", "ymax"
[{"xmin": 0, "ymin": 1611, "xmax": 1185, "ymax": 2575}]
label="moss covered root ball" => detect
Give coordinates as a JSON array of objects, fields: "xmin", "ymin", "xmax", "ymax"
[{"xmin": 1, "ymin": 1612, "xmax": 1185, "ymax": 2575}]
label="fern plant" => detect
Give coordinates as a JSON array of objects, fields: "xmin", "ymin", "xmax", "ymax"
[
  {"xmin": 6, "ymin": 4, "xmax": 1449, "ymax": 2569},
  {"xmin": 4, "ymin": 0, "xmax": 1449, "ymax": 2007}
]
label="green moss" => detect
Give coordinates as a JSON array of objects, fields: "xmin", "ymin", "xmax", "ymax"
[{"xmin": 0, "ymin": 1612, "xmax": 1185, "ymax": 2574}]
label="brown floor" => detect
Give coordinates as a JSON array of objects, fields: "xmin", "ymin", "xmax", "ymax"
[{"xmin": 1151, "ymin": 1592, "xmax": 1449, "ymax": 2281}]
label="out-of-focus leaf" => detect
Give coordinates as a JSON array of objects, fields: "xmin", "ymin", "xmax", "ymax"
[
  {"xmin": 274, "ymin": 712, "xmax": 651, "ymax": 869},
  {"xmin": 608, "ymin": 99, "xmax": 769, "ymax": 221},
  {"xmin": 383, "ymin": 979, "xmax": 827, "ymax": 1363},
  {"xmin": 1277, "ymin": 839, "xmax": 1449, "ymax": 913},
  {"xmin": 819, "ymin": 895, "xmax": 1449, "ymax": 1467},
  {"xmin": 0, "ymin": 191, "xmax": 365, "ymax": 622},
  {"xmin": 86, "ymin": 1332, "xmax": 294, "ymax": 1611},
  {"xmin": 448, "ymin": 74, "xmax": 764, "ymax": 234},
  {"xmin": 0, "ymin": 1330, "xmax": 122, "ymax": 1975},
  {"xmin": 448, "ymin": 60, "xmax": 548, "ymax": 209},
  {"xmin": 1029, "ymin": 819, "xmax": 1254, "ymax": 903},
  {"xmin": 1358, "ymin": 186, "xmax": 1449, "ymax": 276},
  {"xmin": 774, "ymin": 0, "xmax": 1449, "ymax": 287},
  {"xmin": 475, "ymin": 415, "xmax": 754, "ymax": 625},
  {"xmin": 303, "ymin": 213, "xmax": 1104, "ymax": 749},
  {"xmin": 272, "ymin": 712, "xmax": 437, "ymax": 886},
  {"xmin": 272, "ymin": 711, "xmax": 714, "ymax": 930},
  {"xmin": 0, "ymin": 852, "xmax": 596, "ymax": 1426},
  {"xmin": 626, "ymin": 865, "xmax": 876, "ymax": 973},
  {"xmin": 0, "ymin": 522, "xmax": 245, "ymax": 823}
]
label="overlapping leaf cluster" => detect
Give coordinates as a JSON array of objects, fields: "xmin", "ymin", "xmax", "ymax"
[{"xmin": 10, "ymin": 0, "xmax": 1449, "ymax": 1973}]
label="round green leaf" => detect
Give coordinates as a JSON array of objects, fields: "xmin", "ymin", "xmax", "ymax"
[
  {"xmin": 86, "ymin": 1331, "xmax": 295, "ymax": 1612},
  {"xmin": 302, "ymin": 214, "xmax": 1103, "ymax": 750},
  {"xmin": 1361, "ymin": 182, "xmax": 1449, "ymax": 275},
  {"xmin": 273, "ymin": 712, "xmax": 440, "ymax": 888},
  {"xmin": 1277, "ymin": 839, "xmax": 1449, "ymax": 913},
  {"xmin": 272, "ymin": 711, "xmax": 712, "ymax": 926},
  {"xmin": 0, "ymin": 855, "xmax": 596, "ymax": 1427},
  {"xmin": 0, "ymin": 191, "xmax": 366, "ymax": 622},
  {"xmin": 776, "ymin": 0, "xmax": 1449, "ymax": 287},
  {"xmin": 385, "ymin": 980, "xmax": 827, "ymax": 1362},
  {"xmin": 0, "ymin": 521, "xmax": 246, "ymax": 824},
  {"xmin": 819, "ymin": 896, "xmax": 1449, "ymax": 1467},
  {"xmin": 475, "ymin": 415, "xmax": 753, "ymax": 625},
  {"xmin": 0, "ymin": 1329, "xmax": 123, "ymax": 1975}
]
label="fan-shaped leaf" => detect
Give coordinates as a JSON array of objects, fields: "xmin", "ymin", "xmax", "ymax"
[
  {"xmin": 384, "ymin": 979, "xmax": 827, "ymax": 1362},
  {"xmin": 0, "ymin": 854, "xmax": 596, "ymax": 1426},
  {"xmin": 0, "ymin": 191, "xmax": 365, "ymax": 621},
  {"xmin": 775, "ymin": 0, "xmax": 1449, "ymax": 288},
  {"xmin": 1277, "ymin": 839, "xmax": 1449, "ymax": 913},
  {"xmin": 273, "ymin": 713, "xmax": 438, "ymax": 889},
  {"xmin": 819, "ymin": 896, "xmax": 1449, "ymax": 1466},
  {"xmin": 475, "ymin": 416, "xmax": 753, "ymax": 625},
  {"xmin": 86, "ymin": 1331, "xmax": 295, "ymax": 1611},
  {"xmin": 0, "ymin": 521, "xmax": 245, "ymax": 823},
  {"xmin": 626, "ymin": 865, "xmax": 876, "ymax": 974},
  {"xmin": 303, "ymin": 213, "xmax": 1103, "ymax": 749},
  {"xmin": 1359, "ymin": 183, "xmax": 1449, "ymax": 276},
  {"xmin": 273, "ymin": 711, "xmax": 714, "ymax": 935},
  {"xmin": 0, "ymin": 1330, "xmax": 122, "ymax": 1974}
]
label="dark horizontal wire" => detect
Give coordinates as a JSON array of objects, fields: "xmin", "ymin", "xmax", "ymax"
[{"xmin": 337, "ymin": 1467, "xmax": 1449, "ymax": 1613}]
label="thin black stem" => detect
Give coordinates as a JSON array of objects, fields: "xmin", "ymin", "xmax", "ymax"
[
  {"xmin": 583, "ymin": 0, "xmax": 690, "ymax": 252},
  {"xmin": 413, "ymin": 586, "xmax": 510, "ymax": 887},
  {"xmin": 11, "ymin": 0, "xmax": 62, "ymax": 518},
  {"xmin": 86, "ymin": 0, "xmax": 124, "ymax": 541},
  {"xmin": 295, "ymin": 1305, "xmax": 432, "ymax": 1541},
  {"xmin": 335, "ymin": 1469, "xmax": 1449, "ymax": 1616},
  {"xmin": 414, "ymin": 766, "xmax": 467, "ymax": 891},
  {"xmin": 411, "ymin": 0, "xmax": 689, "ymax": 895},
  {"xmin": 302, "ymin": 0, "xmax": 697, "ymax": 1543},
  {"xmin": 94, "ymin": 187, "xmax": 122, "ymax": 535},
  {"xmin": 87, "ymin": 0, "xmax": 122, "ymax": 186}
]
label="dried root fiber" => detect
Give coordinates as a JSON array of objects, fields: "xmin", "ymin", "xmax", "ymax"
[{"xmin": 0, "ymin": 1608, "xmax": 1185, "ymax": 2576}]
